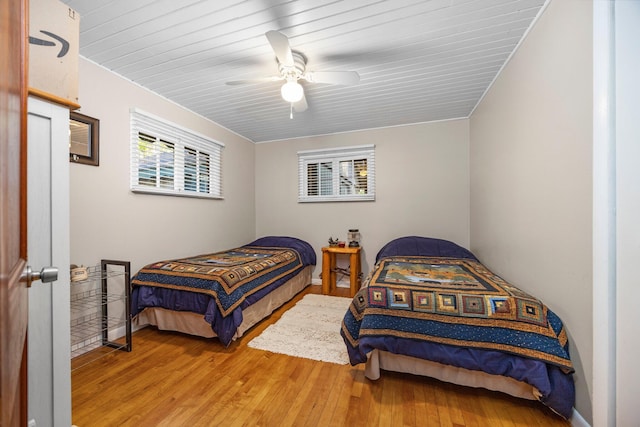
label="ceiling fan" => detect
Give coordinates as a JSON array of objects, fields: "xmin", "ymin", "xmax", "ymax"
[{"xmin": 226, "ymin": 31, "xmax": 360, "ymax": 115}]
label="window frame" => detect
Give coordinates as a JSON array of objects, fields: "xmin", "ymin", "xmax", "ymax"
[
  {"xmin": 130, "ymin": 108, "xmax": 223, "ymax": 199},
  {"xmin": 297, "ymin": 144, "xmax": 375, "ymax": 203}
]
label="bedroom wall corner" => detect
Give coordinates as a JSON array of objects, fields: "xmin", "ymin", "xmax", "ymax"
[{"xmin": 469, "ymin": 0, "xmax": 593, "ymax": 423}]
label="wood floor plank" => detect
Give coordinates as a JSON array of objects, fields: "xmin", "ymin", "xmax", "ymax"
[
  {"xmin": 454, "ymin": 387, "xmax": 483, "ymax": 427},
  {"xmin": 72, "ymin": 285, "xmax": 570, "ymax": 427},
  {"xmin": 418, "ymin": 376, "xmax": 442, "ymax": 426},
  {"xmin": 227, "ymin": 353, "xmax": 292, "ymax": 426},
  {"xmin": 279, "ymin": 361, "xmax": 324, "ymax": 426},
  {"xmin": 364, "ymin": 373, "xmax": 384, "ymax": 426},
  {"xmin": 401, "ymin": 376, "xmax": 417, "ymax": 427},
  {"xmin": 254, "ymin": 356, "xmax": 310, "ymax": 426},
  {"xmin": 343, "ymin": 369, "xmax": 373, "ymax": 426},
  {"xmin": 389, "ymin": 375, "xmax": 407, "ymax": 426},
  {"xmin": 314, "ymin": 364, "xmax": 349, "ymax": 426},
  {"xmin": 412, "ymin": 378, "xmax": 431, "ymax": 426},
  {"xmin": 444, "ymin": 382, "xmax": 467, "ymax": 426},
  {"xmin": 434, "ymin": 380, "xmax": 454, "ymax": 427},
  {"xmin": 289, "ymin": 362, "xmax": 337, "ymax": 427}
]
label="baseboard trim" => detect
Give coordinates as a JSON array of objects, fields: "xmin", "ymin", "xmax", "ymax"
[
  {"xmin": 570, "ymin": 408, "xmax": 590, "ymax": 427},
  {"xmin": 311, "ymin": 277, "xmax": 350, "ymax": 288},
  {"xmin": 107, "ymin": 325, "xmax": 127, "ymax": 341}
]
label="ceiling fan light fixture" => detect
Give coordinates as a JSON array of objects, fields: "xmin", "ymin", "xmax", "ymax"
[{"xmin": 281, "ymin": 80, "xmax": 304, "ymax": 103}]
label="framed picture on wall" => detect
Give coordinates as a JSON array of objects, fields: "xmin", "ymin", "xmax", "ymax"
[{"xmin": 69, "ymin": 111, "xmax": 99, "ymax": 166}]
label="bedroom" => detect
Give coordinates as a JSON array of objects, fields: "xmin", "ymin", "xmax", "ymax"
[{"xmin": 3, "ymin": 0, "xmax": 638, "ymax": 426}]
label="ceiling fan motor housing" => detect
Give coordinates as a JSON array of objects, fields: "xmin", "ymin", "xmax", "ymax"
[{"xmin": 278, "ymin": 51, "xmax": 307, "ymax": 81}]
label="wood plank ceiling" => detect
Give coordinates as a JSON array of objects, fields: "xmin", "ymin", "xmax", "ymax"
[{"xmin": 61, "ymin": 0, "xmax": 547, "ymax": 143}]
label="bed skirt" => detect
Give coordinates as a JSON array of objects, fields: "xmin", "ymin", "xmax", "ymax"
[
  {"xmin": 365, "ymin": 349, "xmax": 541, "ymax": 401},
  {"xmin": 134, "ymin": 265, "xmax": 313, "ymax": 341}
]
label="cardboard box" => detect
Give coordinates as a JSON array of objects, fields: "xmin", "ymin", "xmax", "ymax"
[{"xmin": 29, "ymin": 0, "xmax": 80, "ymax": 105}]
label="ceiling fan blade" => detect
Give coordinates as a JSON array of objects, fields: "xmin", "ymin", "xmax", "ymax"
[
  {"xmin": 265, "ymin": 30, "xmax": 294, "ymax": 67},
  {"xmin": 304, "ymin": 71, "xmax": 360, "ymax": 85},
  {"xmin": 226, "ymin": 76, "xmax": 283, "ymax": 85},
  {"xmin": 293, "ymin": 94, "xmax": 308, "ymax": 112}
]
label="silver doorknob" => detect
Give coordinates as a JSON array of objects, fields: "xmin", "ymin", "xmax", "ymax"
[{"xmin": 20, "ymin": 265, "xmax": 59, "ymax": 287}]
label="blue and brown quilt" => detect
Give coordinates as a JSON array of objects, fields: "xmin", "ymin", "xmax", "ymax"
[
  {"xmin": 341, "ymin": 256, "xmax": 573, "ymax": 371},
  {"xmin": 131, "ymin": 246, "xmax": 303, "ymax": 317}
]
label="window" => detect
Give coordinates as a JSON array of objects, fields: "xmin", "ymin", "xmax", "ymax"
[
  {"xmin": 130, "ymin": 109, "xmax": 223, "ymax": 199},
  {"xmin": 298, "ymin": 145, "xmax": 375, "ymax": 202}
]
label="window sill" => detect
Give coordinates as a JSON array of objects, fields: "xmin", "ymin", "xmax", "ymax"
[{"xmin": 131, "ymin": 188, "xmax": 223, "ymax": 200}]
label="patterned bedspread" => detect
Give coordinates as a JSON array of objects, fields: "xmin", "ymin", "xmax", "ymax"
[
  {"xmin": 131, "ymin": 246, "xmax": 303, "ymax": 317},
  {"xmin": 341, "ymin": 256, "xmax": 573, "ymax": 371}
]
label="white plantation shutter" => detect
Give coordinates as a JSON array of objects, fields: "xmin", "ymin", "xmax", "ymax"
[
  {"xmin": 297, "ymin": 145, "xmax": 375, "ymax": 202},
  {"xmin": 130, "ymin": 108, "xmax": 223, "ymax": 199}
]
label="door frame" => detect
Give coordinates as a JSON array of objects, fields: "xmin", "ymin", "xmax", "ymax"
[{"xmin": 0, "ymin": 0, "xmax": 29, "ymax": 425}]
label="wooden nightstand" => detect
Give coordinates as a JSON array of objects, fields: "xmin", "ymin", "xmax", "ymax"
[{"xmin": 321, "ymin": 246, "xmax": 362, "ymax": 297}]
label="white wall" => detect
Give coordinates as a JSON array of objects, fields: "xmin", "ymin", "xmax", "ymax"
[
  {"xmin": 255, "ymin": 119, "xmax": 470, "ymax": 280},
  {"xmin": 469, "ymin": 0, "xmax": 592, "ymax": 422},
  {"xmin": 70, "ymin": 58, "xmax": 256, "ymax": 275}
]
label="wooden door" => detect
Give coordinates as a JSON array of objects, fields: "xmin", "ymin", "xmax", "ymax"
[{"xmin": 0, "ymin": 0, "xmax": 29, "ymax": 426}]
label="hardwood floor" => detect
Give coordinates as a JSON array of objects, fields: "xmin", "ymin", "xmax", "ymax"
[{"xmin": 71, "ymin": 285, "xmax": 570, "ymax": 426}]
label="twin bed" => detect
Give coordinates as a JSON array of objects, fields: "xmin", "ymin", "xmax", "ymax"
[
  {"xmin": 131, "ymin": 234, "xmax": 574, "ymax": 419},
  {"xmin": 340, "ymin": 236, "xmax": 575, "ymax": 419},
  {"xmin": 131, "ymin": 236, "xmax": 316, "ymax": 346}
]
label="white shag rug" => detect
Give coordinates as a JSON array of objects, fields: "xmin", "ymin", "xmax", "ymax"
[{"xmin": 248, "ymin": 293, "xmax": 353, "ymax": 365}]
